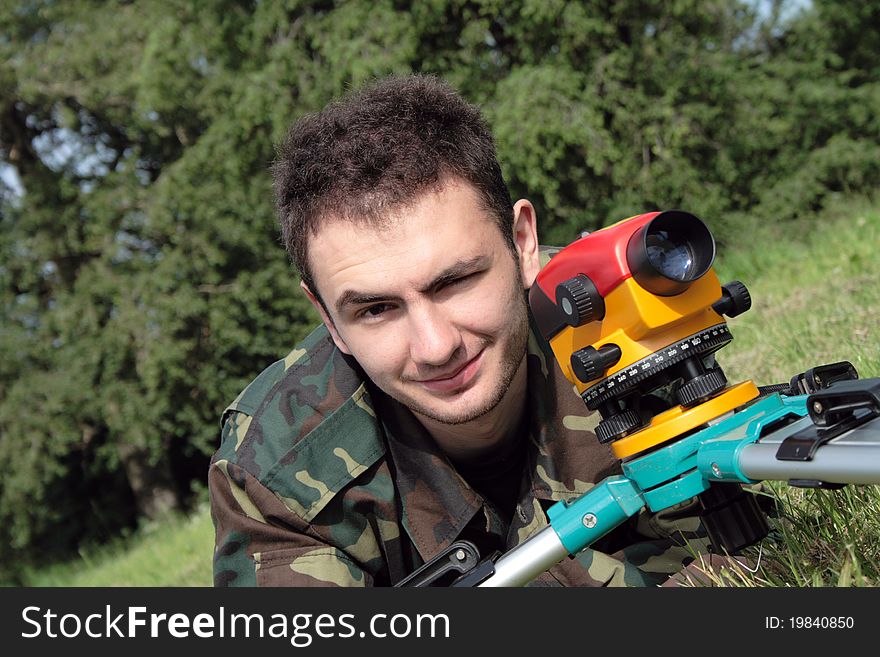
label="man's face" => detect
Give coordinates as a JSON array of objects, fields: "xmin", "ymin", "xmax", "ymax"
[{"xmin": 305, "ymin": 179, "xmax": 538, "ymax": 427}]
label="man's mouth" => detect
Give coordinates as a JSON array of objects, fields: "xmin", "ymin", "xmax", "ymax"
[{"xmin": 416, "ymin": 350, "xmax": 484, "ymax": 394}]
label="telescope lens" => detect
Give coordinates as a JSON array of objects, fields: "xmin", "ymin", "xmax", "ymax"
[
  {"xmin": 646, "ymin": 230, "xmax": 695, "ymax": 281},
  {"xmin": 626, "ymin": 210, "xmax": 715, "ymax": 296}
]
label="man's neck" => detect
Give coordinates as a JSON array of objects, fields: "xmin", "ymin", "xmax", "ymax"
[{"xmin": 416, "ymin": 354, "xmax": 529, "ymax": 464}]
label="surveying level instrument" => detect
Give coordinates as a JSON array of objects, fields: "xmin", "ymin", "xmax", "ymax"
[{"xmin": 399, "ymin": 210, "xmax": 880, "ymax": 587}]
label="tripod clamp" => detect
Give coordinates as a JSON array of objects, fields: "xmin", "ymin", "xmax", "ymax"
[{"xmin": 771, "ymin": 378, "xmax": 880, "ymax": 489}]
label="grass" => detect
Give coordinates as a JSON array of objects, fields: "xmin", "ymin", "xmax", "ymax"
[
  {"xmin": 714, "ymin": 198, "xmax": 880, "ymax": 385},
  {"xmin": 677, "ymin": 483, "xmax": 880, "ymax": 587},
  {"xmin": 758, "ymin": 484, "xmax": 880, "ymax": 586},
  {"xmin": 24, "ymin": 503, "xmax": 214, "ymax": 587},
  {"xmin": 20, "ymin": 197, "xmax": 880, "ymax": 587}
]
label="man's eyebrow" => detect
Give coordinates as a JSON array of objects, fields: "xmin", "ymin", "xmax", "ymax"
[{"xmin": 334, "ymin": 255, "xmax": 490, "ymax": 315}]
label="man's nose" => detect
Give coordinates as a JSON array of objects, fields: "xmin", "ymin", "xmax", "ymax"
[{"xmin": 408, "ymin": 304, "xmax": 462, "ymax": 367}]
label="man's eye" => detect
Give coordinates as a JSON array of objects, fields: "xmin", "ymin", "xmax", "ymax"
[{"xmin": 359, "ymin": 304, "xmax": 391, "ymax": 319}]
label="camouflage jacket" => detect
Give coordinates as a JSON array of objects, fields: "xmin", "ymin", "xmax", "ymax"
[{"xmin": 210, "ymin": 312, "xmax": 711, "ymax": 587}]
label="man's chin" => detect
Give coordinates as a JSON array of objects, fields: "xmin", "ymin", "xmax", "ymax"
[
  {"xmin": 406, "ymin": 388, "xmax": 505, "ymax": 426},
  {"xmin": 412, "ymin": 407, "xmax": 493, "ymax": 427}
]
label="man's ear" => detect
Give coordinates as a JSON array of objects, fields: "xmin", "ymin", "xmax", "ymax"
[
  {"xmin": 512, "ymin": 199, "xmax": 540, "ymax": 288},
  {"xmin": 300, "ymin": 281, "xmax": 352, "ymax": 355}
]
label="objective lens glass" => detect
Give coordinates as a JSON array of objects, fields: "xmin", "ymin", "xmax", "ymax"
[{"xmin": 646, "ymin": 230, "xmax": 695, "ymax": 280}]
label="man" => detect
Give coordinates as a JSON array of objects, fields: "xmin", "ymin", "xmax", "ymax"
[{"xmin": 209, "ymin": 74, "xmax": 711, "ymax": 587}]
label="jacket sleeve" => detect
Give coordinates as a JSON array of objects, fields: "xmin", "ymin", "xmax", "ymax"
[{"xmin": 209, "ymin": 412, "xmax": 372, "ymax": 588}]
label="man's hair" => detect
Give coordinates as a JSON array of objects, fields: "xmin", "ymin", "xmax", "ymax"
[{"xmin": 272, "ymin": 74, "xmax": 515, "ymax": 298}]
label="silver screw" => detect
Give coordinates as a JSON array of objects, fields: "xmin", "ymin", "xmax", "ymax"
[
  {"xmin": 582, "ymin": 513, "xmax": 598, "ymax": 529},
  {"xmin": 711, "ymin": 463, "xmax": 722, "ymax": 478},
  {"xmin": 812, "ymin": 401, "xmax": 824, "ymax": 414},
  {"xmin": 455, "ymin": 549, "xmax": 466, "ymax": 561}
]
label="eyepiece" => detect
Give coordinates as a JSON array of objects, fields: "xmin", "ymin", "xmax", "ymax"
[{"xmin": 626, "ymin": 210, "xmax": 715, "ymax": 296}]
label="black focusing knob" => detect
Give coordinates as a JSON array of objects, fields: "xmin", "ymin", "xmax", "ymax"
[
  {"xmin": 556, "ymin": 275, "xmax": 605, "ymax": 327},
  {"xmin": 712, "ymin": 280, "xmax": 751, "ymax": 318},
  {"xmin": 571, "ymin": 344, "xmax": 622, "ymax": 384}
]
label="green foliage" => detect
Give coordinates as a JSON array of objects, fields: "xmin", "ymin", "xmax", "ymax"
[
  {"xmin": 1, "ymin": 0, "xmax": 879, "ymax": 582},
  {"xmin": 24, "ymin": 503, "xmax": 214, "ymax": 587}
]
